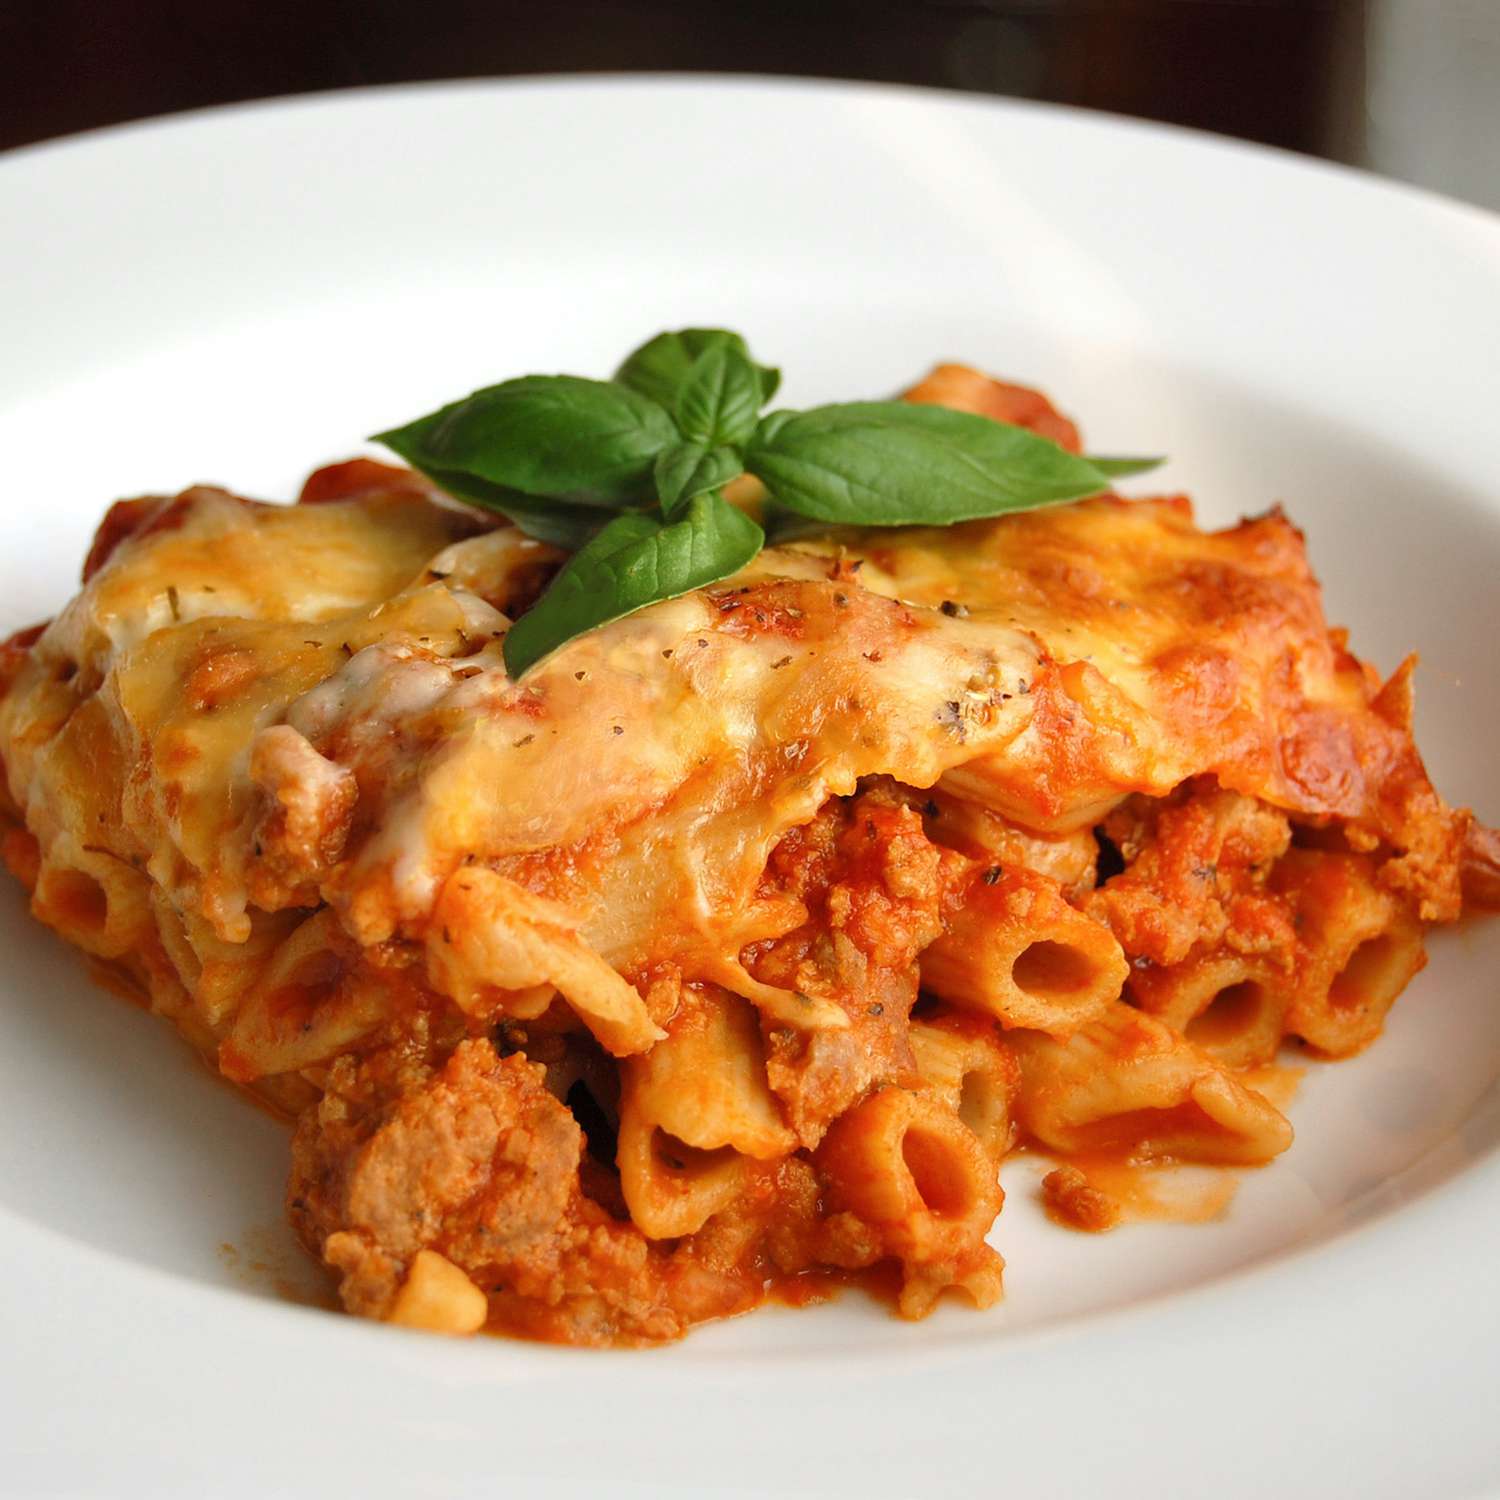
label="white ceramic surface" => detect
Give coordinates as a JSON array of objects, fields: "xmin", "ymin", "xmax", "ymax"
[{"xmin": 1, "ymin": 77, "xmax": 1497, "ymax": 1499}]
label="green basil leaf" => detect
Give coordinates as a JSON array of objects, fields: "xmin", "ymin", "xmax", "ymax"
[
  {"xmin": 745, "ymin": 402, "xmax": 1119, "ymax": 527},
  {"xmin": 503, "ymin": 493, "xmax": 764, "ymax": 677},
  {"xmin": 654, "ymin": 441, "xmax": 744, "ymax": 515},
  {"xmin": 373, "ymin": 376, "xmax": 676, "ymax": 503},
  {"xmin": 1085, "ymin": 455, "xmax": 1165, "ymax": 479},
  {"xmin": 674, "ymin": 345, "xmax": 763, "ymax": 447},
  {"xmin": 614, "ymin": 328, "xmax": 779, "ymax": 418},
  {"xmin": 408, "ymin": 465, "xmax": 611, "ymax": 549},
  {"xmin": 753, "ymin": 408, "xmax": 796, "ymax": 448}
]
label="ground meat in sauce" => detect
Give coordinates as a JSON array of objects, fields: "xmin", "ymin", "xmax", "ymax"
[
  {"xmin": 290, "ymin": 1035, "xmax": 852, "ymax": 1344},
  {"xmin": 743, "ymin": 786, "xmax": 962, "ymax": 1147}
]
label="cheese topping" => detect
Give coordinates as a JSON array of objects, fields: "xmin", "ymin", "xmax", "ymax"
[{"xmin": 0, "ymin": 476, "xmax": 1464, "ymax": 1046}]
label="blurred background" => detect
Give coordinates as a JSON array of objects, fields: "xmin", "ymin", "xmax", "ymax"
[{"xmin": 2, "ymin": 0, "xmax": 1496, "ymax": 210}]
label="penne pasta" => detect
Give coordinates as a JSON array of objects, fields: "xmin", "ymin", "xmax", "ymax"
[
  {"xmin": 1007, "ymin": 1002, "xmax": 1294, "ymax": 1164},
  {"xmin": 907, "ymin": 1011, "xmax": 1020, "ymax": 1162},
  {"xmin": 1272, "ymin": 849, "xmax": 1427, "ymax": 1056},
  {"xmin": 916, "ymin": 788, "xmax": 1098, "ymax": 898},
  {"xmin": 425, "ymin": 867, "xmax": 664, "ymax": 1057},
  {"xmin": 1127, "ymin": 951, "xmax": 1291, "ymax": 1069},
  {"xmin": 922, "ymin": 865, "xmax": 1128, "ymax": 1035},
  {"xmin": 220, "ymin": 908, "xmax": 401, "ymax": 1083},
  {"xmin": 816, "ymin": 1085, "xmax": 1004, "ymax": 1317},
  {"xmin": 615, "ymin": 1107, "xmax": 751, "ymax": 1241},
  {"xmin": 30, "ymin": 837, "xmax": 152, "ymax": 961},
  {"xmin": 618, "ymin": 985, "xmax": 793, "ymax": 1238}
]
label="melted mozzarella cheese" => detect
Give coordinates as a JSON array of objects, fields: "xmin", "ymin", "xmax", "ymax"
[{"xmin": 0, "ymin": 471, "xmax": 1467, "ymax": 1052}]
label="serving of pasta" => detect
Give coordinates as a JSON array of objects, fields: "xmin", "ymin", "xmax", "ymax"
[{"xmin": 1, "ymin": 357, "xmax": 1493, "ymax": 1347}]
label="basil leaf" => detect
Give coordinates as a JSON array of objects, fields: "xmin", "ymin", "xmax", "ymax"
[
  {"xmin": 753, "ymin": 408, "xmax": 796, "ymax": 447},
  {"xmin": 654, "ymin": 441, "xmax": 743, "ymax": 515},
  {"xmin": 745, "ymin": 402, "xmax": 1118, "ymax": 526},
  {"xmin": 408, "ymin": 465, "xmax": 611, "ymax": 549},
  {"xmin": 615, "ymin": 328, "xmax": 779, "ymax": 417},
  {"xmin": 674, "ymin": 346, "xmax": 763, "ymax": 448},
  {"xmin": 374, "ymin": 376, "xmax": 676, "ymax": 503},
  {"xmin": 1085, "ymin": 455, "xmax": 1165, "ymax": 479},
  {"xmin": 503, "ymin": 493, "xmax": 764, "ymax": 677}
]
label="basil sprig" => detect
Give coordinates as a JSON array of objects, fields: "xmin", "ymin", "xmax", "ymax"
[{"xmin": 372, "ymin": 328, "xmax": 1160, "ymax": 676}]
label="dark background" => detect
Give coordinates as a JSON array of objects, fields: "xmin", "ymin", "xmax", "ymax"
[{"xmin": 3, "ymin": 0, "xmax": 1367, "ymax": 161}]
